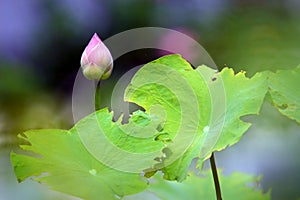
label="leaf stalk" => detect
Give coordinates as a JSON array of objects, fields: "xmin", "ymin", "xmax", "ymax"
[{"xmin": 210, "ymin": 153, "xmax": 222, "ymax": 200}]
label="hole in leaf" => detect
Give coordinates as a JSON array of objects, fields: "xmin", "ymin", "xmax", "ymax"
[{"xmin": 278, "ymin": 104, "xmax": 288, "ymax": 110}]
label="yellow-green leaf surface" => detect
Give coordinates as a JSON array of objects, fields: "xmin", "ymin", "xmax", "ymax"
[
  {"xmin": 125, "ymin": 55, "xmax": 268, "ymax": 181},
  {"xmin": 133, "ymin": 170, "xmax": 270, "ymax": 200},
  {"xmin": 264, "ymin": 66, "xmax": 300, "ymax": 123},
  {"xmin": 11, "ymin": 109, "xmax": 155, "ymax": 200},
  {"xmin": 199, "ymin": 67, "xmax": 268, "ymax": 158}
]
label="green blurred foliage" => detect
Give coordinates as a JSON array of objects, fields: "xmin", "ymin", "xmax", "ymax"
[
  {"xmin": 0, "ymin": 63, "xmax": 71, "ymax": 147},
  {"xmin": 0, "ymin": 63, "xmax": 40, "ymax": 98},
  {"xmin": 203, "ymin": 7, "xmax": 300, "ymax": 76}
]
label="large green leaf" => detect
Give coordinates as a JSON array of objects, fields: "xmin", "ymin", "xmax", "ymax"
[
  {"xmin": 12, "ymin": 55, "xmax": 269, "ymax": 198},
  {"xmin": 11, "ymin": 108, "xmax": 162, "ymax": 200},
  {"xmin": 125, "ymin": 55, "xmax": 268, "ymax": 181},
  {"xmin": 264, "ymin": 66, "xmax": 300, "ymax": 123},
  {"xmin": 125, "ymin": 170, "xmax": 270, "ymax": 200}
]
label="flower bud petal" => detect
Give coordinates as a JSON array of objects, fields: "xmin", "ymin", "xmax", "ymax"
[
  {"xmin": 82, "ymin": 64, "xmax": 104, "ymax": 80},
  {"xmin": 80, "ymin": 33, "xmax": 113, "ymax": 80}
]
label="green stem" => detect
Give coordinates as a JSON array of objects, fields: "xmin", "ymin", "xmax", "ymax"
[
  {"xmin": 210, "ymin": 153, "xmax": 222, "ymax": 200},
  {"xmin": 95, "ymin": 81, "xmax": 101, "ymax": 110}
]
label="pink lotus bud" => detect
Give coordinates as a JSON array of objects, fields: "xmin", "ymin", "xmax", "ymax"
[{"xmin": 80, "ymin": 33, "xmax": 113, "ymax": 80}]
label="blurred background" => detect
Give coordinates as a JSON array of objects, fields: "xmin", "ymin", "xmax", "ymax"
[{"xmin": 1, "ymin": 0, "xmax": 300, "ymax": 199}]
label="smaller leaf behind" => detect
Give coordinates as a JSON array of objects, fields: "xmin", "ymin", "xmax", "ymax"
[
  {"xmin": 262, "ymin": 66, "xmax": 300, "ymax": 124},
  {"xmin": 125, "ymin": 170, "xmax": 271, "ymax": 200}
]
